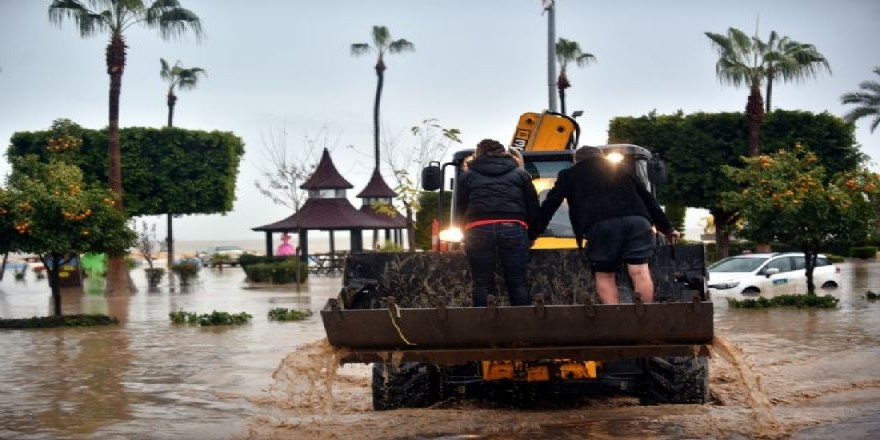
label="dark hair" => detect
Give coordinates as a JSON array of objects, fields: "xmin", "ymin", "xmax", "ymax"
[{"xmin": 475, "ymin": 139, "xmax": 505, "ymax": 157}]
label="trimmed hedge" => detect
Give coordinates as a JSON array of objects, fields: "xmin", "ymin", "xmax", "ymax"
[
  {"xmin": 850, "ymin": 246, "xmax": 877, "ymax": 259},
  {"xmin": 243, "ymin": 259, "xmax": 309, "ymax": 284}
]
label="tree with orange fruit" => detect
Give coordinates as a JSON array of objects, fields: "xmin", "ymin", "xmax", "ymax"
[
  {"xmin": 0, "ymin": 156, "xmax": 135, "ymax": 316},
  {"xmin": 721, "ymin": 145, "xmax": 880, "ymax": 294}
]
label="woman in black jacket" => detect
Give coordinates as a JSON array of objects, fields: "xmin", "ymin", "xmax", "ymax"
[{"xmin": 455, "ymin": 139, "xmax": 540, "ymax": 306}]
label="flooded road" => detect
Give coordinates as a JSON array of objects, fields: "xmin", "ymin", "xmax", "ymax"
[{"xmin": 1, "ymin": 259, "xmax": 879, "ymax": 439}]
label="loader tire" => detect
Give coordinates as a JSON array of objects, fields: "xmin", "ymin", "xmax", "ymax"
[
  {"xmin": 640, "ymin": 356, "xmax": 709, "ymax": 405},
  {"xmin": 372, "ymin": 361, "xmax": 440, "ymax": 411}
]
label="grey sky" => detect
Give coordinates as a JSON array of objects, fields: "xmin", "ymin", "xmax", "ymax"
[{"xmin": 1, "ymin": 0, "xmax": 878, "ymax": 241}]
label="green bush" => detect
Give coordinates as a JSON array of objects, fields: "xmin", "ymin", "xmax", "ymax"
[
  {"xmin": 243, "ymin": 260, "xmax": 308, "ymax": 284},
  {"xmin": 850, "ymin": 246, "xmax": 877, "ymax": 259},
  {"xmin": 267, "ymin": 307, "xmax": 313, "ymax": 321},
  {"xmin": 728, "ymin": 293, "xmax": 839, "ymax": 309},
  {"xmin": 169, "ymin": 310, "xmax": 252, "ymax": 326},
  {"xmin": 0, "ymin": 314, "xmax": 118, "ymax": 329}
]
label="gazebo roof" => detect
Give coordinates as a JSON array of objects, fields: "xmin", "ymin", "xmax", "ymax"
[
  {"xmin": 359, "ymin": 205, "xmax": 407, "ymax": 228},
  {"xmin": 252, "ymin": 198, "xmax": 394, "ymax": 232},
  {"xmin": 301, "ymin": 148, "xmax": 353, "ymax": 190},
  {"xmin": 357, "ymin": 168, "xmax": 397, "ymax": 198}
]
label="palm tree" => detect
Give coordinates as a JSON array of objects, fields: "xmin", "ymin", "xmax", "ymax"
[
  {"xmin": 49, "ymin": 0, "xmax": 202, "ymax": 294},
  {"xmin": 555, "ymin": 38, "xmax": 595, "ymax": 116},
  {"xmin": 841, "ymin": 67, "xmax": 880, "ymax": 133},
  {"xmin": 705, "ymin": 27, "xmax": 766, "ymax": 158},
  {"xmin": 706, "ymin": 27, "xmax": 832, "ymax": 157},
  {"xmin": 160, "ymin": 58, "xmax": 206, "ymax": 127},
  {"xmin": 160, "ymin": 58, "xmax": 206, "ymax": 276},
  {"xmin": 350, "ymin": 26, "xmax": 414, "ymax": 171},
  {"xmin": 759, "ymin": 31, "xmax": 831, "ymax": 112}
]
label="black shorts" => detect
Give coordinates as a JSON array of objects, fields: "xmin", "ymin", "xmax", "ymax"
[{"xmin": 585, "ymin": 215, "xmax": 655, "ymax": 273}]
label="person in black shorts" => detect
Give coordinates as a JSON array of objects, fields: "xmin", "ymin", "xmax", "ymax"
[{"xmin": 538, "ymin": 146, "xmax": 679, "ymax": 304}]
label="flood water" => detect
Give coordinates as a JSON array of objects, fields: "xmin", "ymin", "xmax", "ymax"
[{"xmin": 1, "ymin": 259, "xmax": 879, "ymax": 439}]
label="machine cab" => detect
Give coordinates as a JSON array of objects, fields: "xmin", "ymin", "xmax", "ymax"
[{"xmin": 421, "ymin": 144, "xmax": 667, "ymax": 249}]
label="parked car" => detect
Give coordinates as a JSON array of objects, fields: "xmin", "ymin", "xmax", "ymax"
[
  {"xmin": 707, "ymin": 252, "xmax": 840, "ymax": 297},
  {"xmin": 196, "ymin": 245, "xmax": 246, "ymax": 267}
]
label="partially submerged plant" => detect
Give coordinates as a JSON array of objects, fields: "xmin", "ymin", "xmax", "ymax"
[
  {"xmin": 728, "ymin": 293, "xmax": 840, "ymax": 309},
  {"xmin": 267, "ymin": 307, "xmax": 313, "ymax": 321},
  {"xmin": 169, "ymin": 310, "xmax": 252, "ymax": 326}
]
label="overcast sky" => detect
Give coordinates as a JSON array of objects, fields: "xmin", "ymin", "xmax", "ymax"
[{"xmin": 1, "ymin": 0, "xmax": 878, "ymax": 241}]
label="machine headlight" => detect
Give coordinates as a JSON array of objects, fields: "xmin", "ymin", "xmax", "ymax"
[
  {"xmin": 605, "ymin": 152, "xmax": 624, "ymax": 164},
  {"xmin": 438, "ymin": 227, "xmax": 463, "ymax": 243}
]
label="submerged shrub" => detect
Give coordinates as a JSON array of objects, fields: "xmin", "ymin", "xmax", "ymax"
[
  {"xmin": 267, "ymin": 307, "xmax": 313, "ymax": 321},
  {"xmin": 728, "ymin": 293, "xmax": 840, "ymax": 309},
  {"xmin": 0, "ymin": 314, "xmax": 118, "ymax": 329},
  {"xmin": 169, "ymin": 310, "xmax": 252, "ymax": 326}
]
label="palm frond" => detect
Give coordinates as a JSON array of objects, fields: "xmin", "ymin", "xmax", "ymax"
[
  {"xmin": 350, "ymin": 43, "xmax": 372, "ymax": 56},
  {"xmin": 388, "ymin": 39, "xmax": 415, "ymax": 53}
]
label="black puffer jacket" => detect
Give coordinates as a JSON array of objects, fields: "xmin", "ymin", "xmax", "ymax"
[
  {"xmin": 455, "ymin": 155, "xmax": 541, "ymax": 239},
  {"xmin": 539, "ymin": 156, "xmax": 673, "ymax": 238}
]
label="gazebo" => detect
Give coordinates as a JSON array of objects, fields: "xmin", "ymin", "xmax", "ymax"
[
  {"xmin": 357, "ymin": 168, "xmax": 407, "ymax": 249},
  {"xmin": 252, "ymin": 148, "xmax": 405, "ymax": 260}
]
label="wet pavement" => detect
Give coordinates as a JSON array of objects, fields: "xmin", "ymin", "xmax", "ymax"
[{"xmin": 1, "ymin": 258, "xmax": 879, "ymax": 439}]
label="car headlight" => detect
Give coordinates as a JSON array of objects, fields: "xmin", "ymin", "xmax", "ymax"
[{"xmin": 709, "ymin": 281, "xmax": 740, "ymax": 290}]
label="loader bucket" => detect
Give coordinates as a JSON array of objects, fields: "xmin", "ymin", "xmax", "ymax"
[{"xmin": 321, "ymin": 246, "xmax": 713, "ymax": 365}]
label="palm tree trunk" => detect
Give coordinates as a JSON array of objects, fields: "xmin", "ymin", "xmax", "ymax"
[
  {"xmin": 166, "ymin": 93, "xmax": 176, "ymax": 127},
  {"xmin": 373, "ymin": 70, "xmax": 384, "ymax": 171},
  {"xmin": 105, "ymin": 33, "xmax": 132, "ymax": 295},
  {"xmin": 559, "ymin": 88, "xmax": 567, "ymax": 115},
  {"xmin": 764, "ymin": 78, "xmax": 774, "ymax": 113},
  {"xmin": 166, "ymin": 98, "xmax": 177, "ymax": 288},
  {"xmin": 745, "ymin": 85, "xmax": 765, "ymax": 157}
]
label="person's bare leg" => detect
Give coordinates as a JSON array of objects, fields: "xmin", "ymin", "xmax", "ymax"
[
  {"xmin": 627, "ymin": 263, "xmax": 654, "ymax": 303},
  {"xmin": 594, "ymin": 272, "xmax": 619, "ymax": 304}
]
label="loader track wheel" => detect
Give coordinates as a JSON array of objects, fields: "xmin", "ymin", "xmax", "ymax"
[
  {"xmin": 640, "ymin": 356, "xmax": 709, "ymax": 405},
  {"xmin": 372, "ymin": 361, "xmax": 440, "ymax": 411}
]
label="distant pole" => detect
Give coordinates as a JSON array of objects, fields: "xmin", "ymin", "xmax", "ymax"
[{"xmin": 546, "ymin": 0, "xmax": 558, "ymax": 112}]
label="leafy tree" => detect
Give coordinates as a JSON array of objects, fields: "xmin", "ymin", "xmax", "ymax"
[
  {"xmin": 841, "ymin": 66, "xmax": 880, "ymax": 133},
  {"xmin": 555, "ymin": 38, "xmax": 596, "ymax": 116},
  {"xmin": 0, "ymin": 156, "xmax": 135, "ymax": 316},
  {"xmin": 350, "ymin": 25, "xmax": 414, "ymax": 171},
  {"xmin": 159, "ymin": 57, "xmax": 206, "ymax": 273},
  {"xmin": 705, "ymin": 27, "xmax": 831, "ymax": 157},
  {"xmin": 253, "ymin": 128, "xmax": 332, "ymax": 213},
  {"xmin": 384, "ymin": 119, "xmax": 461, "ymax": 250},
  {"xmin": 49, "ymin": 0, "xmax": 202, "ymax": 295},
  {"xmin": 721, "ymin": 145, "xmax": 880, "ymax": 293},
  {"xmin": 759, "ymin": 31, "xmax": 831, "ymax": 113},
  {"xmin": 609, "ymin": 109, "xmax": 861, "ymax": 258}
]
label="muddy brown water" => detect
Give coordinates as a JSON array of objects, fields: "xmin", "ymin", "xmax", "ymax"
[{"xmin": 1, "ymin": 260, "xmax": 879, "ymax": 439}]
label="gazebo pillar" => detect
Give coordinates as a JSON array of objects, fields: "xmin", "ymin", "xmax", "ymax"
[
  {"xmin": 264, "ymin": 231, "xmax": 274, "ymax": 257},
  {"xmin": 298, "ymin": 230, "xmax": 308, "ymax": 262},
  {"xmin": 350, "ymin": 228, "xmax": 363, "ymax": 252}
]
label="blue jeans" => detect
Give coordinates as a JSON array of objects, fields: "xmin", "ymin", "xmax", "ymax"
[{"xmin": 464, "ymin": 222, "xmax": 531, "ymax": 307}]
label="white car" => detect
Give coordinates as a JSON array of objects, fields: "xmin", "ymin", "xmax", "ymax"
[
  {"xmin": 196, "ymin": 245, "xmax": 246, "ymax": 267},
  {"xmin": 707, "ymin": 252, "xmax": 840, "ymax": 297}
]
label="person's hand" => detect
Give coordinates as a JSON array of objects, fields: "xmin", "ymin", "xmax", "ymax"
[{"xmin": 667, "ymin": 230, "xmax": 680, "ymax": 245}]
